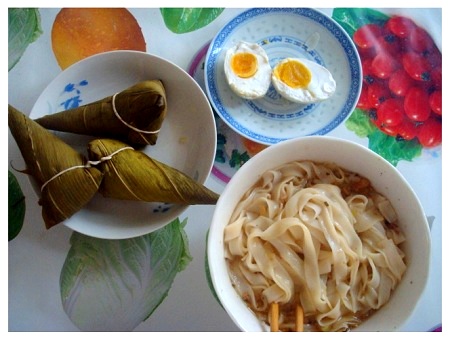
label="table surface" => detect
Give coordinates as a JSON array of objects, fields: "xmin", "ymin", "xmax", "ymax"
[{"xmin": 8, "ymin": 7, "xmax": 442, "ymax": 332}]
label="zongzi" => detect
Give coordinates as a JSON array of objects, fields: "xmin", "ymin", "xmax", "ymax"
[
  {"xmin": 88, "ymin": 139, "xmax": 219, "ymax": 205},
  {"xmin": 8, "ymin": 105, "xmax": 103, "ymax": 229},
  {"xmin": 34, "ymin": 80, "xmax": 167, "ymax": 146}
]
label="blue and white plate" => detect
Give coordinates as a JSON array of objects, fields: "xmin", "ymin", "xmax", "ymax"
[{"xmin": 204, "ymin": 8, "xmax": 362, "ymax": 145}]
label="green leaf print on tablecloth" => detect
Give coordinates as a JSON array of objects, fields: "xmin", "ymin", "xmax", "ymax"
[
  {"xmin": 160, "ymin": 8, "xmax": 225, "ymax": 33},
  {"xmin": 345, "ymin": 109, "xmax": 422, "ymax": 166},
  {"xmin": 60, "ymin": 218, "xmax": 192, "ymax": 331},
  {"xmin": 8, "ymin": 171, "xmax": 26, "ymax": 241},
  {"xmin": 8, "ymin": 8, "xmax": 42, "ymax": 71}
]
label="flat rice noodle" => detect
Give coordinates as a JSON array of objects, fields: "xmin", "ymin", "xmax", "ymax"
[
  {"xmin": 8, "ymin": 105, "xmax": 103, "ymax": 229},
  {"xmin": 34, "ymin": 80, "xmax": 167, "ymax": 146},
  {"xmin": 88, "ymin": 138, "xmax": 219, "ymax": 205}
]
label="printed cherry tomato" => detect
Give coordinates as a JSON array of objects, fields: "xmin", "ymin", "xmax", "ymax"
[
  {"xmin": 430, "ymin": 65, "xmax": 442, "ymax": 88},
  {"xmin": 367, "ymin": 81, "xmax": 391, "ymax": 108},
  {"xmin": 395, "ymin": 119, "xmax": 418, "ymax": 141},
  {"xmin": 361, "ymin": 58, "xmax": 375, "ymax": 84},
  {"xmin": 385, "ymin": 15, "xmax": 416, "ymax": 38},
  {"xmin": 371, "ymin": 51, "xmax": 400, "ymax": 79},
  {"xmin": 407, "ymin": 26, "xmax": 435, "ymax": 52},
  {"xmin": 402, "ymin": 52, "xmax": 431, "ymax": 81},
  {"xmin": 404, "ymin": 86, "xmax": 431, "ymax": 122},
  {"xmin": 417, "ymin": 118, "xmax": 442, "ymax": 148},
  {"xmin": 354, "ymin": 24, "xmax": 384, "ymax": 49},
  {"xmin": 374, "ymin": 34, "xmax": 401, "ymax": 55},
  {"xmin": 371, "ymin": 115, "xmax": 400, "ymax": 137},
  {"xmin": 378, "ymin": 123, "xmax": 400, "ymax": 137},
  {"xmin": 388, "ymin": 69, "xmax": 414, "ymax": 97},
  {"xmin": 357, "ymin": 83, "xmax": 372, "ymax": 110},
  {"xmin": 429, "ymin": 90, "xmax": 442, "ymax": 115},
  {"xmin": 425, "ymin": 45, "xmax": 442, "ymax": 68},
  {"xmin": 377, "ymin": 98, "xmax": 405, "ymax": 127},
  {"xmin": 357, "ymin": 46, "xmax": 376, "ymax": 60}
]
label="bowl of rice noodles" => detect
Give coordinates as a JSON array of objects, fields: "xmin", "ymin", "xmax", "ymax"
[{"xmin": 207, "ymin": 136, "xmax": 431, "ymax": 332}]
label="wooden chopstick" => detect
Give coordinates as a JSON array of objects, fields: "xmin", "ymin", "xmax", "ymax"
[
  {"xmin": 270, "ymin": 302, "xmax": 279, "ymax": 332},
  {"xmin": 270, "ymin": 302, "xmax": 304, "ymax": 332},
  {"xmin": 295, "ymin": 305, "xmax": 304, "ymax": 332}
]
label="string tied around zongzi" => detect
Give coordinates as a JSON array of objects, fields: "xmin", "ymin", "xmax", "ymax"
[
  {"xmin": 111, "ymin": 92, "xmax": 162, "ymax": 134},
  {"xmin": 40, "ymin": 146, "xmax": 134, "ymax": 192}
]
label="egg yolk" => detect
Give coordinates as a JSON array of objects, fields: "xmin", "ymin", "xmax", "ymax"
[
  {"xmin": 231, "ymin": 52, "xmax": 258, "ymax": 78},
  {"xmin": 274, "ymin": 60, "xmax": 312, "ymax": 88}
]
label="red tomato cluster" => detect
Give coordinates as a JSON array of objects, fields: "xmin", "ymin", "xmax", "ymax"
[{"xmin": 355, "ymin": 16, "xmax": 442, "ymax": 148}]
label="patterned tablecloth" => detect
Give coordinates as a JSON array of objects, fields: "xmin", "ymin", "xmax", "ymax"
[{"xmin": 8, "ymin": 7, "xmax": 442, "ymax": 332}]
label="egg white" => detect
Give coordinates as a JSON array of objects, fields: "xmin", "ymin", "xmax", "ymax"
[
  {"xmin": 224, "ymin": 41, "xmax": 272, "ymax": 100},
  {"xmin": 272, "ymin": 58, "xmax": 336, "ymax": 104}
]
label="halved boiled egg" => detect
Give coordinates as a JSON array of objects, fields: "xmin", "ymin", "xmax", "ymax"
[
  {"xmin": 224, "ymin": 41, "xmax": 272, "ymax": 100},
  {"xmin": 271, "ymin": 58, "xmax": 336, "ymax": 104}
]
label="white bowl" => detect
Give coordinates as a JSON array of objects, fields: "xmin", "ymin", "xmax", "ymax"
[
  {"xmin": 208, "ymin": 136, "xmax": 430, "ymax": 331},
  {"xmin": 30, "ymin": 51, "xmax": 216, "ymax": 239}
]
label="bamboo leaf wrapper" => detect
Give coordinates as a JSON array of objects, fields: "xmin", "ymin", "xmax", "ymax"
[
  {"xmin": 8, "ymin": 105, "xmax": 103, "ymax": 229},
  {"xmin": 34, "ymin": 80, "xmax": 167, "ymax": 146},
  {"xmin": 88, "ymin": 139, "xmax": 219, "ymax": 205}
]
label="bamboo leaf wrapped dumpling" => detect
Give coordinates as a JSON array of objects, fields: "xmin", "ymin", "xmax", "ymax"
[
  {"xmin": 88, "ymin": 139, "xmax": 219, "ymax": 205},
  {"xmin": 8, "ymin": 105, "xmax": 103, "ymax": 229},
  {"xmin": 34, "ymin": 80, "xmax": 167, "ymax": 146}
]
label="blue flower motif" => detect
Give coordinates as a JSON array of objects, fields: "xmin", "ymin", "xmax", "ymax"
[{"xmin": 60, "ymin": 80, "xmax": 89, "ymax": 110}]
